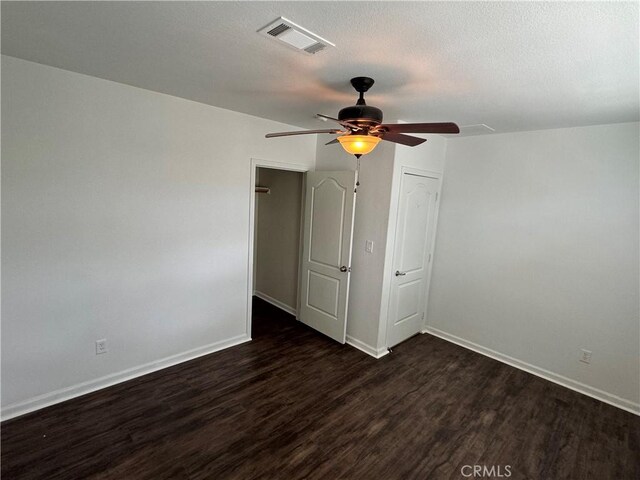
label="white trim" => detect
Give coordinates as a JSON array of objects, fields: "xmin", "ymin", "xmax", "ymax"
[
  {"xmin": 253, "ymin": 290, "xmax": 297, "ymax": 317},
  {"xmin": 296, "ymin": 176, "xmax": 307, "ymax": 318},
  {"xmin": 346, "ymin": 335, "xmax": 389, "ymax": 359},
  {"xmin": 1, "ymin": 334, "xmax": 251, "ymax": 421},
  {"xmin": 247, "ymin": 158, "xmax": 310, "ymax": 338},
  {"xmin": 401, "ymin": 166, "xmax": 442, "ymax": 179},
  {"xmin": 423, "ymin": 326, "xmax": 640, "ymax": 416}
]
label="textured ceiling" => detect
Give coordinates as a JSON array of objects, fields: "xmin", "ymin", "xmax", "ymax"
[{"xmin": 2, "ymin": 1, "xmax": 638, "ymax": 133}]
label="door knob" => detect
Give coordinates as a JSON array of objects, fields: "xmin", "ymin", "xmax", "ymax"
[
  {"xmin": 340, "ymin": 266, "xmax": 349, "ymax": 272},
  {"xmin": 395, "ymin": 270, "xmax": 406, "ymax": 276}
]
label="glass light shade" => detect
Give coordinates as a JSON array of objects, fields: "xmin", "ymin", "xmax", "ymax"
[{"xmin": 337, "ymin": 135, "xmax": 381, "ymax": 156}]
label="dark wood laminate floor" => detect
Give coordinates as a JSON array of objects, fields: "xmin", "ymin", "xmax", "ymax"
[{"xmin": 2, "ymin": 298, "xmax": 639, "ymax": 480}]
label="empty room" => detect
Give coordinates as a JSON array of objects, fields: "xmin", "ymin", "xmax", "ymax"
[{"xmin": 1, "ymin": 2, "xmax": 638, "ymax": 479}]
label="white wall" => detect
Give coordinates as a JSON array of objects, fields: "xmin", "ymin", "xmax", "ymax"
[
  {"xmin": 427, "ymin": 123, "xmax": 640, "ymax": 412},
  {"xmin": 1, "ymin": 56, "xmax": 316, "ymax": 418},
  {"xmin": 254, "ymin": 168, "xmax": 303, "ymax": 312}
]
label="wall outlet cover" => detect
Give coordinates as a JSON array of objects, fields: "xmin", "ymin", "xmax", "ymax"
[{"xmin": 96, "ymin": 339, "xmax": 108, "ymax": 355}]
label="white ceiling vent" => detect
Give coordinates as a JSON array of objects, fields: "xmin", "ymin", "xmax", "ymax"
[{"xmin": 258, "ymin": 17, "xmax": 335, "ymax": 55}]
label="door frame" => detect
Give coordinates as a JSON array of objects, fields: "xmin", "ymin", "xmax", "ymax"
[
  {"xmin": 246, "ymin": 158, "xmax": 310, "ymax": 338},
  {"xmin": 380, "ymin": 166, "xmax": 443, "ymax": 349}
]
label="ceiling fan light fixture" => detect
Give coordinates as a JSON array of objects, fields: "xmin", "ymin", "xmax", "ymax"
[{"xmin": 337, "ymin": 135, "xmax": 381, "ymax": 156}]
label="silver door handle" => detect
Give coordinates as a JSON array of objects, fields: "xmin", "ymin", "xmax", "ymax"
[{"xmin": 395, "ymin": 270, "xmax": 406, "ymax": 276}]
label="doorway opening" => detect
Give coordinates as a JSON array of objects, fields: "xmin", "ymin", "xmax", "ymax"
[
  {"xmin": 247, "ymin": 160, "xmax": 357, "ymax": 344},
  {"xmin": 248, "ymin": 161, "xmax": 307, "ymax": 338}
]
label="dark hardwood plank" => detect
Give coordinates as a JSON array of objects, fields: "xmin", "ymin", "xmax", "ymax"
[{"xmin": 2, "ymin": 298, "xmax": 639, "ymax": 479}]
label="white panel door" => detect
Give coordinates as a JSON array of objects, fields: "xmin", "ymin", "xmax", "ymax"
[
  {"xmin": 387, "ymin": 173, "xmax": 440, "ymax": 348},
  {"xmin": 299, "ymin": 171, "xmax": 357, "ymax": 343}
]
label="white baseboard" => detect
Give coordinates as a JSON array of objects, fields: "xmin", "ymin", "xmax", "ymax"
[
  {"xmin": 346, "ymin": 335, "xmax": 389, "ymax": 359},
  {"xmin": 1, "ymin": 334, "xmax": 251, "ymax": 421},
  {"xmin": 253, "ymin": 290, "xmax": 297, "ymax": 317},
  {"xmin": 423, "ymin": 326, "xmax": 640, "ymax": 416}
]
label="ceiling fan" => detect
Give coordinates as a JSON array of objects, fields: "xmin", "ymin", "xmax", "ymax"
[{"xmin": 266, "ymin": 76, "xmax": 460, "ymax": 157}]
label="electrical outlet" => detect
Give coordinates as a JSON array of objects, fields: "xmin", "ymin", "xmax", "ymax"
[
  {"xmin": 580, "ymin": 349, "xmax": 592, "ymax": 364},
  {"xmin": 365, "ymin": 240, "xmax": 374, "ymax": 253},
  {"xmin": 96, "ymin": 339, "xmax": 108, "ymax": 355}
]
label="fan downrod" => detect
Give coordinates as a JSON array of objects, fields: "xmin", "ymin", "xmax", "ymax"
[{"xmin": 351, "ymin": 77, "xmax": 374, "ymax": 106}]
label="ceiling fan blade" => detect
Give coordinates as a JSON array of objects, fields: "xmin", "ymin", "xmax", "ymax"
[
  {"xmin": 379, "ymin": 122, "xmax": 460, "ymax": 134},
  {"xmin": 265, "ymin": 129, "xmax": 342, "ymax": 138},
  {"xmin": 316, "ymin": 114, "xmax": 362, "ymax": 131},
  {"xmin": 316, "ymin": 114, "xmax": 342, "ymax": 124},
  {"xmin": 325, "ymin": 138, "xmax": 340, "ymax": 145},
  {"xmin": 380, "ymin": 132, "xmax": 427, "ymax": 147}
]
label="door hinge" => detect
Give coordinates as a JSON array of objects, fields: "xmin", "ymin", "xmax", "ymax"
[
  {"xmin": 435, "ymin": 192, "xmax": 439, "ymax": 202},
  {"xmin": 428, "ymin": 253, "xmax": 432, "ymax": 263}
]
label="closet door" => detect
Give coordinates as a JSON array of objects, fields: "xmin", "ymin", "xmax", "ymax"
[
  {"xmin": 387, "ymin": 173, "xmax": 440, "ymax": 348},
  {"xmin": 298, "ymin": 171, "xmax": 356, "ymax": 343}
]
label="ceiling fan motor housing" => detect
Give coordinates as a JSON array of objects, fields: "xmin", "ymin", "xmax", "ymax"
[
  {"xmin": 338, "ymin": 105, "xmax": 383, "ymax": 125},
  {"xmin": 339, "ymin": 77, "xmax": 383, "ymax": 127}
]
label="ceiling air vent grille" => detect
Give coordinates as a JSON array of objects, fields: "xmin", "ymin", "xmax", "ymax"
[
  {"xmin": 304, "ymin": 43, "xmax": 326, "ymax": 54},
  {"xmin": 267, "ymin": 23, "xmax": 291, "ymax": 37},
  {"xmin": 258, "ymin": 17, "xmax": 335, "ymax": 55}
]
